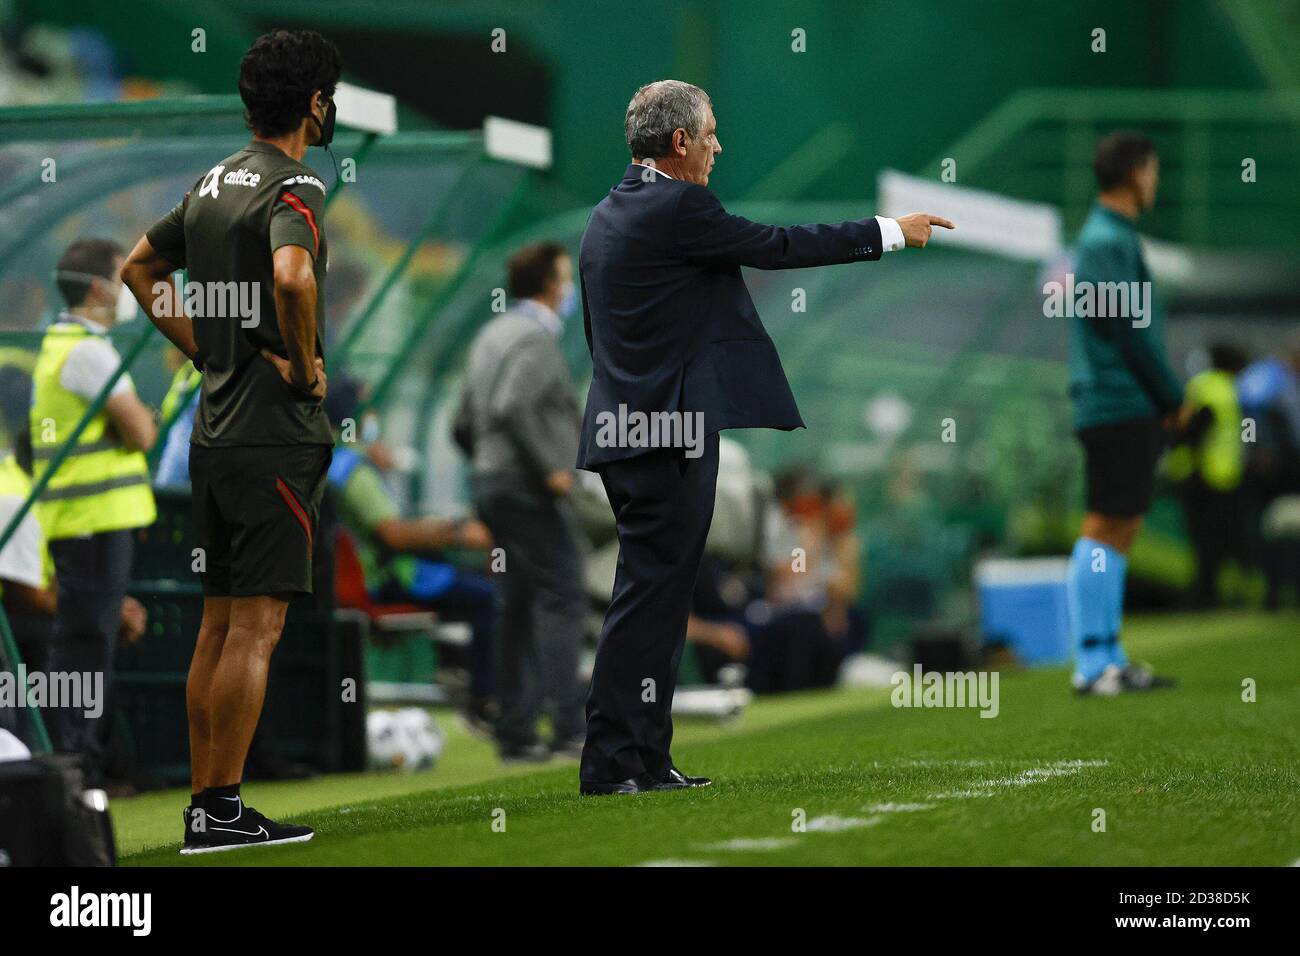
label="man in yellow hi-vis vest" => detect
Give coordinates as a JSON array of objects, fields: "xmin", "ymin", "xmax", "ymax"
[
  {"xmin": 1167, "ymin": 342, "xmax": 1250, "ymax": 608},
  {"xmin": 31, "ymin": 237, "xmax": 157, "ymax": 780}
]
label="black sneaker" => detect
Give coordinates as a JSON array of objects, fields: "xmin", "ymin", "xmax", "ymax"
[{"xmin": 180, "ymin": 796, "xmax": 314, "ymax": 855}]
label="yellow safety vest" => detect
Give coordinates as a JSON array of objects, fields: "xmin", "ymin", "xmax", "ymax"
[
  {"xmin": 160, "ymin": 361, "xmax": 202, "ymax": 424},
  {"xmin": 1166, "ymin": 369, "xmax": 1244, "ymax": 491},
  {"xmin": 29, "ymin": 321, "xmax": 156, "ymax": 540},
  {"xmin": 0, "ymin": 452, "xmax": 52, "ymax": 592}
]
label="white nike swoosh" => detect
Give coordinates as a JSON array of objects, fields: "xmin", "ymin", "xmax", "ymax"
[{"xmin": 210, "ymin": 825, "xmax": 268, "ymax": 839}]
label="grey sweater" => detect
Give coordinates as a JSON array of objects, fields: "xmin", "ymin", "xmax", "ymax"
[{"xmin": 456, "ymin": 303, "xmax": 581, "ymax": 482}]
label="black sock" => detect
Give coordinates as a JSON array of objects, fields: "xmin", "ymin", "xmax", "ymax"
[
  {"xmin": 190, "ymin": 793, "xmax": 201, "ymax": 808},
  {"xmin": 203, "ymin": 783, "xmax": 242, "ymax": 815}
]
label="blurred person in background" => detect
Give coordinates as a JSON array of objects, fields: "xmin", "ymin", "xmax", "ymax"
[
  {"xmin": 746, "ymin": 470, "xmax": 863, "ymax": 692},
  {"xmin": 0, "ymin": 277, "xmax": 45, "ymax": 452},
  {"xmin": 0, "ymin": 427, "xmax": 146, "ymax": 743},
  {"xmin": 1236, "ymin": 344, "xmax": 1300, "ymax": 608},
  {"xmin": 0, "ymin": 428, "xmax": 54, "ymax": 677},
  {"xmin": 1065, "ymin": 132, "xmax": 1182, "ymax": 695},
  {"xmin": 31, "ymin": 237, "xmax": 154, "ymax": 782},
  {"xmin": 324, "ymin": 380, "xmax": 499, "ymax": 729},
  {"xmin": 820, "ymin": 481, "xmax": 867, "ymax": 654},
  {"xmin": 155, "ymin": 345, "xmax": 202, "ymax": 488},
  {"xmin": 455, "ymin": 240, "xmax": 587, "ymax": 763},
  {"xmin": 685, "ymin": 469, "xmax": 868, "ymax": 693},
  {"xmin": 1167, "ymin": 342, "xmax": 1249, "ymax": 608}
]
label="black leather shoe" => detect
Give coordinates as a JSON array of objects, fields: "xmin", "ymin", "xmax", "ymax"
[
  {"xmin": 656, "ymin": 767, "xmax": 711, "ymax": 789},
  {"xmin": 579, "ymin": 767, "xmax": 713, "ymax": 796},
  {"xmin": 579, "ymin": 777, "xmax": 641, "ymax": 796}
]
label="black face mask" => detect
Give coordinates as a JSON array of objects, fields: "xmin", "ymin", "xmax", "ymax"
[{"xmin": 311, "ymin": 98, "xmax": 336, "ymax": 148}]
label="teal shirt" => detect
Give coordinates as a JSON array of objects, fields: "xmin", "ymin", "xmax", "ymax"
[{"xmin": 1067, "ymin": 203, "xmax": 1183, "ymax": 429}]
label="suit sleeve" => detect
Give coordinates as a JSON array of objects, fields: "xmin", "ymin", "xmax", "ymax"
[
  {"xmin": 1078, "ymin": 240, "xmax": 1184, "ymax": 414},
  {"xmin": 673, "ymin": 183, "xmax": 883, "ymax": 270},
  {"xmin": 145, "ymin": 195, "xmax": 190, "ymax": 268}
]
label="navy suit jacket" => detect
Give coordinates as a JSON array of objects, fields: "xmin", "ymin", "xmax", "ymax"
[{"xmin": 576, "ymin": 164, "xmax": 884, "ymax": 470}]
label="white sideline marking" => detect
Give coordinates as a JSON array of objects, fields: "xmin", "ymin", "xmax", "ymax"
[
  {"xmin": 637, "ymin": 858, "xmax": 715, "ymax": 867},
  {"xmin": 633, "ymin": 759, "xmax": 1107, "ymax": 865},
  {"xmin": 806, "ymin": 814, "xmax": 883, "ymax": 833},
  {"xmin": 929, "ymin": 759, "xmax": 1108, "ymax": 800},
  {"xmin": 929, "ymin": 789, "xmax": 996, "ymax": 799},
  {"xmin": 703, "ymin": 837, "xmax": 799, "ymax": 852}
]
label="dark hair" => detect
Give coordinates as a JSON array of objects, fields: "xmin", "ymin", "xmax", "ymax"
[
  {"xmin": 506, "ymin": 242, "xmax": 567, "ymax": 299},
  {"xmin": 56, "ymin": 237, "xmax": 123, "ymax": 308},
  {"xmin": 1209, "ymin": 342, "xmax": 1249, "ymax": 374},
  {"xmin": 772, "ymin": 466, "xmax": 816, "ymax": 504},
  {"xmin": 238, "ymin": 30, "xmax": 342, "ymax": 138},
  {"xmin": 1094, "ymin": 131, "xmax": 1156, "ymax": 191}
]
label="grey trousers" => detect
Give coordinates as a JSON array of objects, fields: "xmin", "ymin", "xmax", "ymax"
[{"xmin": 472, "ymin": 473, "xmax": 587, "ymax": 746}]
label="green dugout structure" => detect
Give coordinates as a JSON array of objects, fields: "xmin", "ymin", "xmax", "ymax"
[{"xmin": 0, "ymin": 85, "xmax": 1297, "ymax": 769}]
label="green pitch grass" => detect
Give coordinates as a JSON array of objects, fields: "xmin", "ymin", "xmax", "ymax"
[{"xmin": 116, "ymin": 611, "xmax": 1300, "ymax": 866}]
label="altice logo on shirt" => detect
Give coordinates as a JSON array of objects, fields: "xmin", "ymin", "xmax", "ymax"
[
  {"xmin": 1041, "ymin": 274, "xmax": 1152, "ymax": 329},
  {"xmin": 148, "ymin": 280, "xmax": 261, "ymax": 329},
  {"xmin": 593, "ymin": 405, "xmax": 706, "ymax": 459},
  {"xmin": 197, "ymin": 164, "xmax": 263, "ymax": 198}
]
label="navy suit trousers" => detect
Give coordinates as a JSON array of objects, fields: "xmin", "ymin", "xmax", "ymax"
[{"xmin": 580, "ymin": 433, "xmax": 720, "ymax": 783}]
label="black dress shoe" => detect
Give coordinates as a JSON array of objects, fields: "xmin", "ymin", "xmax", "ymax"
[
  {"xmin": 579, "ymin": 777, "xmax": 641, "ymax": 796},
  {"xmin": 579, "ymin": 768, "xmax": 713, "ymax": 796},
  {"xmin": 657, "ymin": 767, "xmax": 711, "ymax": 789}
]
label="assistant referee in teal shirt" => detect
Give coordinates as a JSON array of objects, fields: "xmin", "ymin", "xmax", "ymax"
[{"xmin": 1065, "ymin": 131, "xmax": 1185, "ymax": 696}]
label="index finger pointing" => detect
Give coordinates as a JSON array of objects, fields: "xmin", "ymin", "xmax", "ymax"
[{"xmin": 927, "ymin": 215, "xmax": 955, "ymax": 230}]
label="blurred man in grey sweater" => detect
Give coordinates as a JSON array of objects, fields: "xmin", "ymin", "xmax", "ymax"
[{"xmin": 457, "ymin": 242, "xmax": 586, "ymax": 761}]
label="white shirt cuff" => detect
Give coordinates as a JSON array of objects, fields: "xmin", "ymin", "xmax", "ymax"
[{"xmin": 876, "ymin": 216, "xmax": 905, "ymax": 253}]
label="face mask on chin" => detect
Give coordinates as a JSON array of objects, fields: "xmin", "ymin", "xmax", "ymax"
[
  {"xmin": 557, "ymin": 280, "xmax": 577, "ymax": 320},
  {"xmin": 54, "ymin": 270, "xmax": 133, "ymax": 324},
  {"xmin": 312, "ymin": 98, "xmax": 337, "ymax": 148},
  {"xmin": 115, "ymin": 281, "xmax": 138, "ymax": 322}
]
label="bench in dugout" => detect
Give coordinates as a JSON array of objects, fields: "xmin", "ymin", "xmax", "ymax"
[{"xmin": 117, "ymin": 488, "xmax": 366, "ymax": 785}]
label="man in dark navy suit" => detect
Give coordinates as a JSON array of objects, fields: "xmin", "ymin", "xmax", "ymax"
[{"xmin": 576, "ymin": 80, "xmax": 953, "ymax": 795}]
